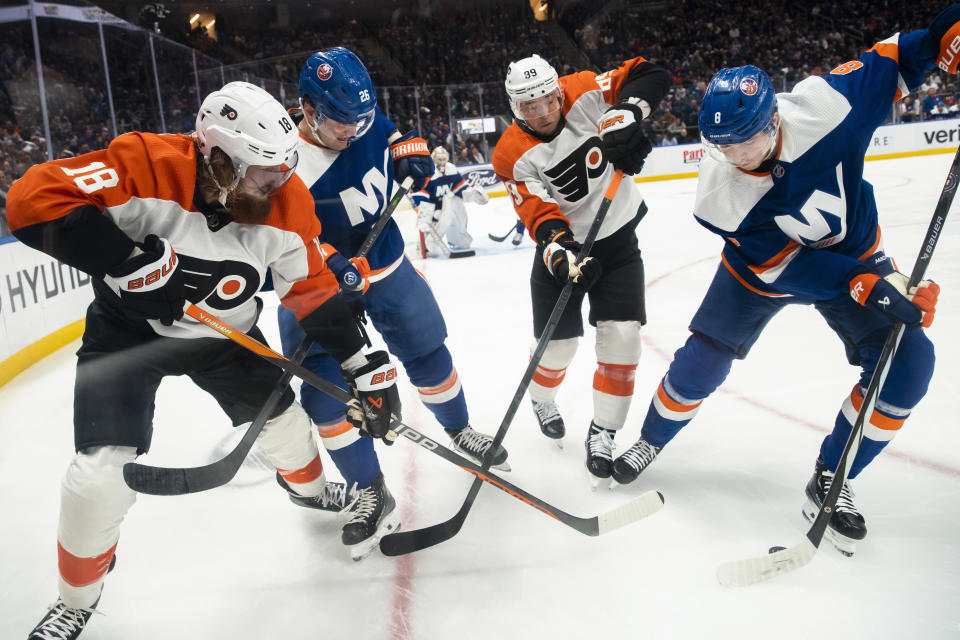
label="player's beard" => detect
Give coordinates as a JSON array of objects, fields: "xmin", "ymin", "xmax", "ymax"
[{"xmin": 226, "ymin": 186, "xmax": 273, "ymax": 224}]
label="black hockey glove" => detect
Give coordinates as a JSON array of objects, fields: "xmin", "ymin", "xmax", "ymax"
[
  {"xmin": 923, "ymin": 5, "xmax": 960, "ymax": 74},
  {"xmin": 536, "ymin": 220, "xmax": 602, "ymax": 292},
  {"xmin": 390, "ymin": 130, "xmax": 433, "ymax": 191},
  {"xmin": 598, "ymin": 101, "xmax": 653, "ymax": 175},
  {"xmin": 343, "ymin": 350, "xmax": 401, "ymax": 443},
  {"xmin": 105, "ymin": 234, "xmax": 186, "ymax": 326}
]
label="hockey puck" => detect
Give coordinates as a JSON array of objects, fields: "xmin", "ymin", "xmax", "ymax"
[{"xmin": 768, "ymin": 546, "xmax": 787, "ymax": 554}]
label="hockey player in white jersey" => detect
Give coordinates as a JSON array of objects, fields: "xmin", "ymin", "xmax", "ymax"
[
  {"xmin": 492, "ymin": 53, "xmax": 669, "ymax": 486},
  {"xmin": 8, "ymin": 82, "xmax": 401, "ymax": 639},
  {"xmin": 412, "ymin": 145, "xmax": 490, "ymax": 256},
  {"xmin": 612, "ymin": 7, "xmax": 957, "ymax": 556}
]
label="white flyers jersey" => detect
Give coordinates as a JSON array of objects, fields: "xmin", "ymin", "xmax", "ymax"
[
  {"xmin": 492, "ymin": 58, "xmax": 647, "ymax": 243},
  {"xmin": 7, "ymin": 132, "xmax": 331, "ymax": 339}
]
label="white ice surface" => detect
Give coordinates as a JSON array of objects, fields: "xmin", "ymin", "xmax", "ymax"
[{"xmin": 2, "ymin": 154, "xmax": 959, "ymax": 639}]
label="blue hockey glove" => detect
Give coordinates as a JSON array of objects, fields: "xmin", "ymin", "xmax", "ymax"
[{"xmin": 390, "ymin": 130, "xmax": 433, "ymax": 191}]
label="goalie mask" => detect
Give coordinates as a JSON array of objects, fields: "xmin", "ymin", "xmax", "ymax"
[
  {"xmin": 195, "ymin": 81, "xmax": 298, "ymax": 199},
  {"xmin": 432, "ymin": 146, "xmax": 449, "ymax": 170}
]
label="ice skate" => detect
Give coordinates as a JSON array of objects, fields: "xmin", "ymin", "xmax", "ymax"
[
  {"xmin": 801, "ymin": 458, "xmax": 867, "ymax": 557},
  {"xmin": 276, "ymin": 472, "xmax": 348, "ymax": 512},
  {"xmin": 28, "ymin": 597, "xmax": 101, "ymax": 640},
  {"xmin": 447, "ymin": 425, "xmax": 510, "ymax": 471},
  {"xmin": 511, "ymin": 230, "xmax": 524, "ymax": 245},
  {"xmin": 585, "ymin": 422, "xmax": 616, "ymax": 491},
  {"xmin": 532, "ymin": 399, "xmax": 565, "ymax": 447},
  {"xmin": 611, "ymin": 437, "xmax": 661, "ymax": 485},
  {"xmin": 341, "ymin": 473, "xmax": 401, "ymax": 561}
]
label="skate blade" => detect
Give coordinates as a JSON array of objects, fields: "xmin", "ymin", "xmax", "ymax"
[
  {"xmin": 456, "ymin": 450, "xmax": 511, "ymax": 472},
  {"xmin": 348, "ymin": 512, "xmax": 402, "ymax": 562},
  {"xmin": 801, "ymin": 499, "xmax": 857, "ymax": 557},
  {"xmin": 589, "ymin": 473, "xmax": 612, "ymax": 492}
]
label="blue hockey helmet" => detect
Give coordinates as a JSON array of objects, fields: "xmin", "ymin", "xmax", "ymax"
[
  {"xmin": 299, "ymin": 47, "xmax": 377, "ymax": 142},
  {"xmin": 698, "ymin": 65, "xmax": 777, "ymax": 145}
]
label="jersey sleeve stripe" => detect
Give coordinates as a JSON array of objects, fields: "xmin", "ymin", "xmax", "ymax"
[
  {"xmin": 747, "ymin": 239, "xmax": 801, "ymax": 276},
  {"xmin": 721, "ymin": 254, "xmax": 792, "ymax": 298},
  {"xmin": 857, "ymin": 227, "xmax": 883, "ymax": 260}
]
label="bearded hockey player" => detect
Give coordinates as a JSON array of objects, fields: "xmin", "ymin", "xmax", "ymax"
[{"xmin": 8, "ymin": 81, "xmax": 401, "ymax": 638}]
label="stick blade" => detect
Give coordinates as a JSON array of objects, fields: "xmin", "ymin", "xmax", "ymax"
[
  {"xmin": 595, "ymin": 490, "xmax": 665, "ymax": 535},
  {"xmin": 379, "ymin": 507, "xmax": 469, "ymax": 556},
  {"xmin": 123, "ymin": 462, "xmax": 192, "ymax": 496},
  {"xmin": 716, "ymin": 537, "xmax": 817, "ymax": 587}
]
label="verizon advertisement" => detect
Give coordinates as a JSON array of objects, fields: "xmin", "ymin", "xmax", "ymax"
[{"xmin": 0, "ymin": 239, "xmax": 93, "ymax": 363}]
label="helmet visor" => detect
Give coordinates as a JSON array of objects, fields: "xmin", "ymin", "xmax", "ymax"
[
  {"xmin": 702, "ymin": 118, "xmax": 779, "ymax": 169},
  {"xmin": 513, "ymin": 88, "xmax": 563, "ymax": 121},
  {"xmin": 310, "ymin": 106, "xmax": 376, "ymax": 143},
  {"xmin": 238, "ymin": 151, "xmax": 299, "ymax": 197}
]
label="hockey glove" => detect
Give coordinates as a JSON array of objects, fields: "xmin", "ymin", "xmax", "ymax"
[
  {"xmin": 598, "ymin": 100, "xmax": 653, "ymax": 175},
  {"xmin": 924, "ymin": 4, "xmax": 960, "ymax": 73},
  {"xmin": 848, "ymin": 265, "xmax": 940, "ymax": 328},
  {"xmin": 536, "ymin": 220, "xmax": 602, "ymax": 291},
  {"xmin": 105, "ymin": 234, "xmax": 185, "ymax": 326},
  {"xmin": 343, "ymin": 350, "xmax": 401, "ymax": 442},
  {"xmin": 323, "ymin": 248, "xmax": 369, "ymax": 304},
  {"xmin": 390, "ymin": 130, "xmax": 433, "ymax": 191},
  {"xmin": 463, "ymin": 187, "xmax": 490, "ymax": 205}
]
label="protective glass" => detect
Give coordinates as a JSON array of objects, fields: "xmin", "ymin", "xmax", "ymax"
[
  {"xmin": 237, "ymin": 151, "xmax": 299, "ymax": 197},
  {"xmin": 513, "ymin": 88, "xmax": 563, "ymax": 120}
]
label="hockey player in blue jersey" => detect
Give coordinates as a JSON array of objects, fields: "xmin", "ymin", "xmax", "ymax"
[
  {"xmin": 411, "ymin": 145, "xmax": 490, "ymax": 256},
  {"xmin": 612, "ymin": 7, "xmax": 956, "ymax": 557},
  {"xmin": 275, "ymin": 48, "xmax": 510, "ymax": 557}
]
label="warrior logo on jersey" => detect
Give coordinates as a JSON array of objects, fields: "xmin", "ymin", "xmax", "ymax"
[
  {"xmin": 740, "ymin": 78, "xmax": 758, "ymax": 96},
  {"xmin": 543, "ymin": 137, "xmax": 608, "ymax": 202},
  {"xmin": 220, "ymin": 104, "xmax": 238, "ymax": 120},
  {"xmin": 178, "ymin": 255, "xmax": 261, "ymax": 311},
  {"xmin": 317, "ymin": 63, "xmax": 333, "ymax": 81}
]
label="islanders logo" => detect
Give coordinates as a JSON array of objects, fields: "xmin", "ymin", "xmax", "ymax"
[
  {"xmin": 317, "ymin": 63, "xmax": 333, "ymax": 81},
  {"xmin": 740, "ymin": 77, "xmax": 758, "ymax": 96}
]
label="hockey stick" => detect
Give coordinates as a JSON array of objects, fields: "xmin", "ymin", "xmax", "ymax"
[
  {"xmin": 378, "ymin": 170, "xmax": 661, "ymax": 556},
  {"xmin": 122, "ymin": 177, "xmax": 414, "ymax": 496},
  {"xmin": 126, "ymin": 302, "xmax": 663, "ymax": 534},
  {"xmin": 488, "ymin": 219, "xmax": 521, "ymax": 242},
  {"xmin": 716, "ymin": 146, "xmax": 960, "ymax": 588}
]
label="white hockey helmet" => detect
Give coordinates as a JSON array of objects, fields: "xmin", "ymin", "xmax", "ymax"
[
  {"xmin": 195, "ymin": 81, "xmax": 299, "ymax": 189},
  {"xmin": 432, "ymin": 146, "xmax": 449, "ymax": 166},
  {"xmin": 504, "ymin": 54, "xmax": 563, "ymax": 121}
]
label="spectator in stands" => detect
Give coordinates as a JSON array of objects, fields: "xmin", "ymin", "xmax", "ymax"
[
  {"xmin": 900, "ymin": 95, "xmax": 919, "ymax": 122},
  {"xmin": 922, "ymin": 87, "xmax": 946, "ymax": 119}
]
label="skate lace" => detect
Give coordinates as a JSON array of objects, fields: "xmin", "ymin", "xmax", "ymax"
[
  {"xmin": 533, "ymin": 401, "xmax": 561, "ymax": 425},
  {"xmin": 32, "ymin": 601, "xmax": 99, "ymax": 640},
  {"xmin": 821, "ymin": 471, "xmax": 859, "ymax": 515},
  {"xmin": 319, "ymin": 482, "xmax": 347, "ymax": 510},
  {"xmin": 451, "ymin": 426, "xmax": 491, "ymax": 456},
  {"xmin": 619, "ymin": 439, "xmax": 659, "ymax": 471},
  {"xmin": 342, "ymin": 484, "xmax": 379, "ymax": 526},
  {"xmin": 587, "ymin": 428, "xmax": 615, "ymax": 460}
]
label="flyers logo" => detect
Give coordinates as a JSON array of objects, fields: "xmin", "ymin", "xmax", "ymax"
[
  {"xmin": 543, "ymin": 137, "xmax": 607, "ymax": 202},
  {"xmin": 220, "ymin": 104, "xmax": 238, "ymax": 120},
  {"xmin": 177, "ymin": 255, "xmax": 261, "ymax": 311}
]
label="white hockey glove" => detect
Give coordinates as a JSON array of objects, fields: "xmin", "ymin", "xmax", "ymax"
[{"xmin": 463, "ymin": 187, "xmax": 490, "ymax": 205}]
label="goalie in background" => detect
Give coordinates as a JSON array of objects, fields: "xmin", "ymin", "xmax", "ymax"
[{"xmin": 411, "ymin": 146, "xmax": 490, "ymax": 257}]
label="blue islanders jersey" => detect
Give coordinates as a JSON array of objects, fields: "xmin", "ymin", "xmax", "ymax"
[
  {"xmin": 694, "ymin": 30, "xmax": 934, "ymax": 301},
  {"xmin": 294, "ymin": 111, "xmax": 403, "ymax": 272},
  {"xmin": 410, "ymin": 163, "xmax": 468, "ymax": 209}
]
